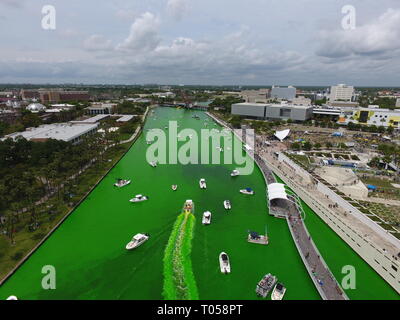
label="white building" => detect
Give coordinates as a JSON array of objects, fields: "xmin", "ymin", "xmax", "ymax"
[
  {"xmin": 26, "ymin": 103, "xmax": 46, "ymax": 113},
  {"xmin": 338, "ymin": 107, "xmax": 400, "ymax": 129},
  {"xmin": 396, "ymin": 98, "xmax": 400, "ymax": 108},
  {"xmin": 329, "ymin": 84, "xmax": 354, "ymax": 102},
  {"xmin": 292, "ymin": 96, "xmax": 311, "ymax": 106},
  {"xmin": 270, "ymin": 86, "xmax": 296, "ymax": 101},
  {"xmin": 86, "ymin": 103, "xmax": 117, "ymax": 115},
  {"xmin": 231, "ymin": 102, "xmax": 313, "ymax": 121},
  {"xmin": 3, "ymin": 123, "xmax": 99, "ymax": 143}
]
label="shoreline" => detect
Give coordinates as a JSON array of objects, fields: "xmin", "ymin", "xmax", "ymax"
[{"xmin": 0, "ymin": 107, "xmax": 152, "ymax": 287}]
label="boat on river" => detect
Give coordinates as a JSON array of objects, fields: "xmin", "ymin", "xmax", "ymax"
[
  {"xmin": 231, "ymin": 170, "xmax": 240, "ymax": 177},
  {"xmin": 114, "ymin": 179, "xmax": 131, "ymax": 188},
  {"xmin": 202, "ymin": 211, "xmax": 211, "ymax": 225},
  {"xmin": 129, "ymin": 194, "xmax": 148, "ymax": 203},
  {"xmin": 256, "ymin": 273, "xmax": 277, "ymax": 298},
  {"xmin": 172, "ymin": 185, "xmax": 178, "ymax": 191},
  {"xmin": 183, "ymin": 199, "xmax": 194, "ymax": 214},
  {"xmin": 223, "ymin": 200, "xmax": 231, "ymax": 210},
  {"xmin": 149, "ymin": 161, "xmax": 157, "ymax": 167},
  {"xmin": 126, "ymin": 233, "xmax": 150, "ymax": 250},
  {"xmin": 219, "ymin": 252, "xmax": 231, "ymax": 274},
  {"xmin": 199, "ymin": 178, "xmax": 207, "ymax": 189},
  {"xmin": 271, "ymin": 283, "xmax": 286, "ymax": 300},
  {"xmin": 240, "ymin": 188, "xmax": 254, "ymax": 195}
]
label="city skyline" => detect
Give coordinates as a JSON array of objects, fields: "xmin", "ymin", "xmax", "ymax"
[{"xmin": 0, "ymin": 0, "xmax": 400, "ymax": 86}]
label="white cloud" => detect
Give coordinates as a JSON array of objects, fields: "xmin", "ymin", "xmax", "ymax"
[
  {"xmin": 316, "ymin": 8, "xmax": 400, "ymax": 59},
  {"xmin": 84, "ymin": 34, "xmax": 113, "ymax": 51},
  {"xmin": 167, "ymin": 0, "xmax": 188, "ymax": 21},
  {"xmin": 116, "ymin": 12, "xmax": 160, "ymax": 52}
]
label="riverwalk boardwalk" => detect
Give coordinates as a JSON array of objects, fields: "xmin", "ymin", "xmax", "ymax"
[
  {"xmin": 206, "ymin": 112, "xmax": 348, "ymax": 300},
  {"xmin": 253, "ymin": 151, "xmax": 347, "ymax": 300}
]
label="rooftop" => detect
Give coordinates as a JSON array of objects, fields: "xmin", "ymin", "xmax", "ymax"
[{"xmin": 3, "ymin": 123, "xmax": 99, "ymax": 142}]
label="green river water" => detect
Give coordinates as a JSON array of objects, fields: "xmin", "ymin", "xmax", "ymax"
[{"xmin": 0, "ymin": 107, "xmax": 398, "ymax": 300}]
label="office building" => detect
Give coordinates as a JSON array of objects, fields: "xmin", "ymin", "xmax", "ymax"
[
  {"xmin": 329, "ymin": 84, "xmax": 354, "ymax": 102},
  {"xmin": 231, "ymin": 102, "xmax": 313, "ymax": 121},
  {"xmin": 269, "ymin": 86, "xmax": 296, "ymax": 101}
]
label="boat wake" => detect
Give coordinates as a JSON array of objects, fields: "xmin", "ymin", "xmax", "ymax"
[{"xmin": 162, "ymin": 203, "xmax": 198, "ymax": 300}]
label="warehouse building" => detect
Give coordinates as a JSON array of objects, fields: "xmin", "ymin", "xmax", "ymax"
[
  {"xmin": 3, "ymin": 122, "xmax": 99, "ymax": 143},
  {"xmin": 231, "ymin": 102, "xmax": 313, "ymax": 121}
]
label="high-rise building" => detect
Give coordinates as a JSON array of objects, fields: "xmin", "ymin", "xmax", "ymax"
[
  {"xmin": 329, "ymin": 84, "xmax": 354, "ymax": 102},
  {"xmin": 269, "ymin": 85, "xmax": 296, "ymax": 101}
]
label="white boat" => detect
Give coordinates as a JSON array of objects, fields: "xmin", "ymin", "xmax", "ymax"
[
  {"xmin": 231, "ymin": 170, "xmax": 240, "ymax": 177},
  {"xmin": 146, "ymin": 141, "xmax": 152, "ymax": 145},
  {"xmin": 202, "ymin": 211, "xmax": 211, "ymax": 225},
  {"xmin": 114, "ymin": 179, "xmax": 131, "ymax": 188},
  {"xmin": 199, "ymin": 178, "xmax": 207, "ymax": 189},
  {"xmin": 240, "ymin": 188, "xmax": 254, "ymax": 195},
  {"xmin": 149, "ymin": 161, "xmax": 157, "ymax": 167},
  {"xmin": 172, "ymin": 185, "xmax": 178, "ymax": 191},
  {"xmin": 271, "ymin": 283, "xmax": 286, "ymax": 300},
  {"xmin": 223, "ymin": 200, "xmax": 231, "ymax": 210},
  {"xmin": 256, "ymin": 273, "xmax": 277, "ymax": 298},
  {"xmin": 125, "ymin": 233, "xmax": 150, "ymax": 250},
  {"xmin": 6, "ymin": 295, "xmax": 18, "ymax": 300},
  {"xmin": 129, "ymin": 194, "xmax": 148, "ymax": 203},
  {"xmin": 219, "ymin": 252, "xmax": 231, "ymax": 274}
]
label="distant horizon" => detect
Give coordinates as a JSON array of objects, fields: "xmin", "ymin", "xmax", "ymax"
[{"xmin": 0, "ymin": 82, "xmax": 399, "ymax": 89}]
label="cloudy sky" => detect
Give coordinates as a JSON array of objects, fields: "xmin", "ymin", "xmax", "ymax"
[{"xmin": 0, "ymin": 0, "xmax": 400, "ymax": 86}]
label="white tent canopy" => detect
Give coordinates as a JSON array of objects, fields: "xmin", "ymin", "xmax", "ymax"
[
  {"xmin": 274, "ymin": 129, "xmax": 290, "ymax": 141},
  {"xmin": 267, "ymin": 183, "xmax": 288, "ymax": 201}
]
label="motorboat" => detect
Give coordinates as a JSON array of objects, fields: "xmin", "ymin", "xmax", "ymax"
[
  {"xmin": 172, "ymin": 185, "xmax": 178, "ymax": 191},
  {"xmin": 240, "ymin": 188, "xmax": 254, "ymax": 195},
  {"xmin": 126, "ymin": 233, "xmax": 150, "ymax": 250},
  {"xmin": 256, "ymin": 273, "xmax": 277, "ymax": 298},
  {"xmin": 149, "ymin": 161, "xmax": 157, "ymax": 167},
  {"xmin": 183, "ymin": 199, "xmax": 194, "ymax": 214},
  {"xmin": 223, "ymin": 200, "xmax": 231, "ymax": 210},
  {"xmin": 114, "ymin": 179, "xmax": 131, "ymax": 188},
  {"xmin": 6, "ymin": 296, "xmax": 18, "ymax": 300},
  {"xmin": 271, "ymin": 283, "xmax": 286, "ymax": 300},
  {"xmin": 231, "ymin": 170, "xmax": 240, "ymax": 177},
  {"xmin": 199, "ymin": 178, "xmax": 207, "ymax": 189},
  {"xmin": 129, "ymin": 194, "xmax": 148, "ymax": 203},
  {"xmin": 202, "ymin": 211, "xmax": 211, "ymax": 225},
  {"xmin": 219, "ymin": 252, "xmax": 231, "ymax": 274}
]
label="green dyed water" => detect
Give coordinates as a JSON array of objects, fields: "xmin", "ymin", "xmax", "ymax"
[{"xmin": 0, "ymin": 107, "xmax": 396, "ymax": 300}]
